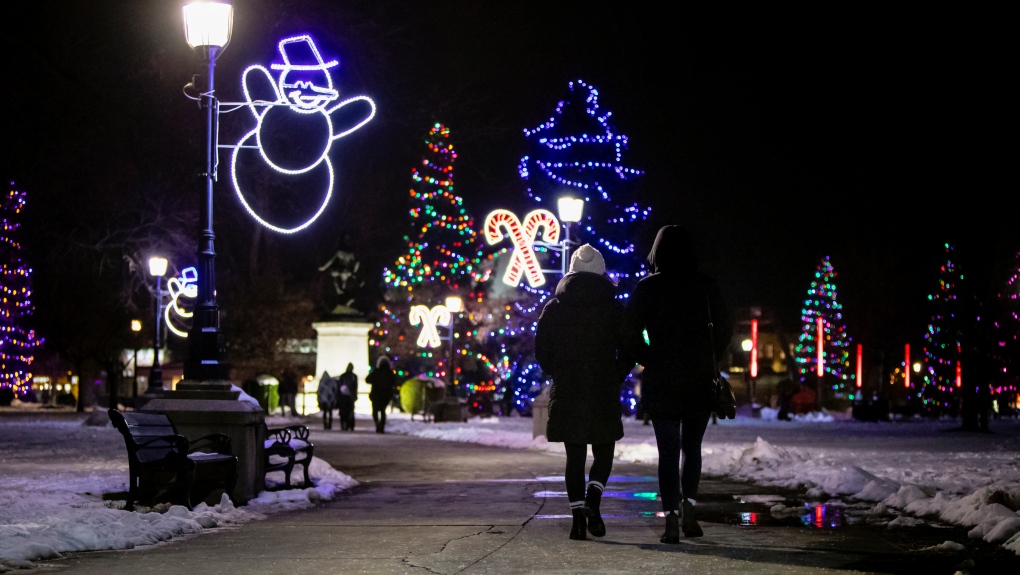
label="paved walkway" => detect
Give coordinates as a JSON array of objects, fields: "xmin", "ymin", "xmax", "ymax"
[{"xmin": 44, "ymin": 420, "xmax": 1020, "ymax": 574}]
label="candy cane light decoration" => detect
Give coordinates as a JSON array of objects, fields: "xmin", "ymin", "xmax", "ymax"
[
  {"xmin": 484, "ymin": 209, "xmax": 561, "ymax": 287},
  {"xmin": 409, "ymin": 304, "xmax": 451, "ymax": 348}
]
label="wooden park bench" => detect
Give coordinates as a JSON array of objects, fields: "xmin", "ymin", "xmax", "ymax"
[
  {"xmin": 263, "ymin": 423, "xmax": 314, "ymax": 490},
  {"xmin": 108, "ymin": 409, "xmax": 238, "ymax": 511}
]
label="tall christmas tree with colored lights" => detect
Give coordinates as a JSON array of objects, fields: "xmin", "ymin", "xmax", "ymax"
[
  {"xmin": 793, "ymin": 256, "xmax": 854, "ymax": 406},
  {"xmin": 919, "ymin": 242, "xmax": 963, "ymax": 416},
  {"xmin": 1, "ymin": 183, "xmax": 43, "ymax": 401},
  {"xmin": 489, "ymin": 79, "xmax": 648, "ymax": 414},
  {"xmin": 373, "ymin": 124, "xmax": 497, "ymax": 395},
  {"xmin": 518, "ymin": 79, "xmax": 649, "ymax": 293},
  {"xmin": 989, "ymin": 249, "xmax": 1020, "ymax": 413}
]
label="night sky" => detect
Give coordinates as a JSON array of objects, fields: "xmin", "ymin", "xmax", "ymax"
[{"xmin": 4, "ymin": 1, "xmax": 1014, "ymax": 359}]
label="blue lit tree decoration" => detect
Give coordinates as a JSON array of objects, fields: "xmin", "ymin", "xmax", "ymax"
[
  {"xmin": 518, "ymin": 79, "xmax": 650, "ymax": 293},
  {"xmin": 1, "ymin": 182, "xmax": 43, "ymax": 401},
  {"xmin": 920, "ymin": 242, "xmax": 963, "ymax": 416},
  {"xmin": 489, "ymin": 79, "xmax": 649, "ymax": 415},
  {"xmin": 793, "ymin": 256, "xmax": 854, "ymax": 405}
]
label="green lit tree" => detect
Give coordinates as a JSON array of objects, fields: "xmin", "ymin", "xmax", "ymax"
[
  {"xmin": 793, "ymin": 255, "xmax": 854, "ymax": 406},
  {"xmin": 919, "ymin": 242, "xmax": 963, "ymax": 416},
  {"xmin": 373, "ymin": 124, "xmax": 497, "ymax": 396}
]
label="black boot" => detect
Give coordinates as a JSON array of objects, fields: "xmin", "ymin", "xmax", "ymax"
[
  {"xmin": 569, "ymin": 508, "xmax": 587, "ymax": 540},
  {"xmin": 660, "ymin": 510, "xmax": 680, "ymax": 544},
  {"xmin": 682, "ymin": 499, "xmax": 703, "ymax": 537},
  {"xmin": 583, "ymin": 486, "xmax": 606, "ymax": 537}
]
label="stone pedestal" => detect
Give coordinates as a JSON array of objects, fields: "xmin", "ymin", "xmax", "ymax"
[
  {"xmin": 311, "ymin": 319, "xmax": 374, "ymax": 409},
  {"xmin": 141, "ymin": 381, "xmax": 265, "ymax": 505},
  {"xmin": 532, "ymin": 384, "xmax": 551, "ymax": 439}
]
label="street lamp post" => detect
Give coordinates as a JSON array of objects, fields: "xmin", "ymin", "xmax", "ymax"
[
  {"xmin": 146, "ymin": 257, "xmax": 167, "ymax": 396},
  {"xmin": 444, "ymin": 296, "xmax": 464, "ymax": 391},
  {"xmin": 131, "ymin": 319, "xmax": 142, "ymax": 403},
  {"xmin": 556, "ymin": 197, "xmax": 584, "ymax": 275},
  {"xmin": 183, "ymin": 0, "xmax": 233, "ymax": 383}
]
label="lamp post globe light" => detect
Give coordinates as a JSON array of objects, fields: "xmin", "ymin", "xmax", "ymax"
[
  {"xmin": 182, "ymin": 0, "xmax": 233, "ymax": 384},
  {"xmin": 146, "ymin": 257, "xmax": 168, "ymax": 396}
]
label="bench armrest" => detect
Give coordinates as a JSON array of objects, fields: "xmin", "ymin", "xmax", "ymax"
[
  {"xmin": 136, "ymin": 434, "xmax": 191, "ymax": 453},
  {"xmin": 190, "ymin": 433, "xmax": 233, "ymax": 455}
]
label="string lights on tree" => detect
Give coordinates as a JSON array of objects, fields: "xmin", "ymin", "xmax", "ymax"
[
  {"xmin": 920, "ymin": 242, "xmax": 963, "ymax": 416},
  {"xmin": 793, "ymin": 256, "xmax": 854, "ymax": 404},
  {"xmin": 0, "ymin": 182, "xmax": 43, "ymax": 400},
  {"xmin": 373, "ymin": 124, "xmax": 498, "ymax": 395}
]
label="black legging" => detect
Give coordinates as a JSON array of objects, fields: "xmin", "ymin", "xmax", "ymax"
[
  {"xmin": 652, "ymin": 413, "xmax": 711, "ymax": 511},
  {"xmin": 372, "ymin": 400, "xmax": 388, "ymax": 429},
  {"xmin": 564, "ymin": 442, "xmax": 615, "ymax": 504}
]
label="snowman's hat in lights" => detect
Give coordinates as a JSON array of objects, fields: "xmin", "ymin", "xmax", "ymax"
[{"xmin": 270, "ymin": 35, "xmax": 338, "ymax": 71}]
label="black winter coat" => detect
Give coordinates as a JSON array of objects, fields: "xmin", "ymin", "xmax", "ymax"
[
  {"xmin": 535, "ymin": 271, "xmax": 633, "ymax": 444},
  {"xmin": 624, "ymin": 225, "xmax": 733, "ymax": 420},
  {"xmin": 366, "ymin": 364, "xmax": 397, "ymax": 404}
]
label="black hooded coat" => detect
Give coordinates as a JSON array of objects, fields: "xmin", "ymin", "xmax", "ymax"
[
  {"xmin": 535, "ymin": 271, "xmax": 632, "ymax": 444},
  {"xmin": 624, "ymin": 226, "xmax": 733, "ymax": 420}
]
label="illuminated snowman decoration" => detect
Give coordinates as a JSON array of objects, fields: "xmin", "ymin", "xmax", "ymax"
[{"xmin": 231, "ymin": 35, "xmax": 375, "ymax": 234}]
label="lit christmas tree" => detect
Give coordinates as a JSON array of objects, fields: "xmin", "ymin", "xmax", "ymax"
[
  {"xmin": 373, "ymin": 124, "xmax": 498, "ymax": 396},
  {"xmin": 990, "ymin": 249, "xmax": 1020, "ymax": 413},
  {"xmin": 919, "ymin": 242, "xmax": 963, "ymax": 416},
  {"xmin": 518, "ymin": 78, "xmax": 650, "ymax": 293},
  {"xmin": 1, "ymin": 182, "xmax": 43, "ymax": 400},
  {"xmin": 488, "ymin": 79, "xmax": 649, "ymax": 414},
  {"xmin": 793, "ymin": 255, "xmax": 854, "ymax": 403}
]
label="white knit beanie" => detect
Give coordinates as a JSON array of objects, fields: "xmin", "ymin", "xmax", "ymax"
[{"xmin": 569, "ymin": 244, "xmax": 606, "ymax": 275}]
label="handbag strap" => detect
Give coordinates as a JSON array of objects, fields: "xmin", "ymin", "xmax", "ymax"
[{"xmin": 705, "ymin": 291, "xmax": 719, "ymax": 381}]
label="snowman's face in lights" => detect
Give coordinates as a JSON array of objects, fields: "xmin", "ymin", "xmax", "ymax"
[{"xmin": 279, "ymin": 68, "xmax": 339, "ymax": 111}]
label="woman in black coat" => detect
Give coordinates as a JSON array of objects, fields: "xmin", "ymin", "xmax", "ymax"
[
  {"xmin": 366, "ymin": 356, "xmax": 397, "ymax": 433},
  {"xmin": 535, "ymin": 244, "xmax": 635, "ymax": 541},
  {"xmin": 624, "ymin": 225, "xmax": 733, "ymax": 542}
]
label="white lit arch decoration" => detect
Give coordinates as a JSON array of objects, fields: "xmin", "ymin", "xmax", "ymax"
[
  {"xmin": 409, "ymin": 305, "xmax": 451, "ymax": 348},
  {"xmin": 230, "ymin": 34, "xmax": 376, "ymax": 234},
  {"xmin": 484, "ymin": 209, "xmax": 561, "ymax": 288},
  {"xmin": 165, "ymin": 267, "xmax": 198, "ymax": 338}
]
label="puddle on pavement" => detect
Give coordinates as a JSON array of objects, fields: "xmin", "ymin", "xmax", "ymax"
[{"xmin": 533, "ymin": 489, "xmax": 849, "ymax": 529}]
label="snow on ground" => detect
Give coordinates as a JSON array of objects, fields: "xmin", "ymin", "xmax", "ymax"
[
  {"xmin": 1, "ymin": 404, "xmax": 1019, "ymax": 571},
  {"xmin": 0, "ymin": 409, "xmax": 356, "ymax": 571}
]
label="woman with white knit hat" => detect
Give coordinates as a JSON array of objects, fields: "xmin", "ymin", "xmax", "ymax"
[{"xmin": 535, "ymin": 243, "xmax": 636, "ymax": 540}]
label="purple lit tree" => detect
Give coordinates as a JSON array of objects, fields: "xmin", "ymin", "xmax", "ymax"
[{"xmin": 1, "ymin": 182, "xmax": 43, "ymax": 401}]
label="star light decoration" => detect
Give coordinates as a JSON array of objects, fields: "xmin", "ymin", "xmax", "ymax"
[{"xmin": 229, "ymin": 34, "xmax": 375, "ymax": 234}]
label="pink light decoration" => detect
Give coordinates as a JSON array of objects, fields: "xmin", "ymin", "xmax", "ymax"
[
  {"xmin": 750, "ymin": 319, "xmax": 758, "ymax": 378},
  {"xmin": 816, "ymin": 317, "xmax": 824, "ymax": 377},
  {"xmin": 956, "ymin": 360, "xmax": 962, "ymax": 387},
  {"xmin": 856, "ymin": 344, "xmax": 862, "ymax": 388},
  {"xmin": 904, "ymin": 344, "xmax": 911, "ymax": 388},
  {"xmin": 484, "ymin": 209, "xmax": 560, "ymax": 288}
]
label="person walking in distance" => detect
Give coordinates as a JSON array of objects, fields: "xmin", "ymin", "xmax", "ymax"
[
  {"xmin": 278, "ymin": 368, "xmax": 299, "ymax": 417},
  {"xmin": 624, "ymin": 225, "xmax": 733, "ymax": 542},
  {"xmin": 366, "ymin": 356, "xmax": 397, "ymax": 433},
  {"xmin": 535, "ymin": 244, "xmax": 636, "ymax": 541},
  {"xmin": 316, "ymin": 371, "xmax": 338, "ymax": 430},
  {"xmin": 337, "ymin": 363, "xmax": 359, "ymax": 431}
]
